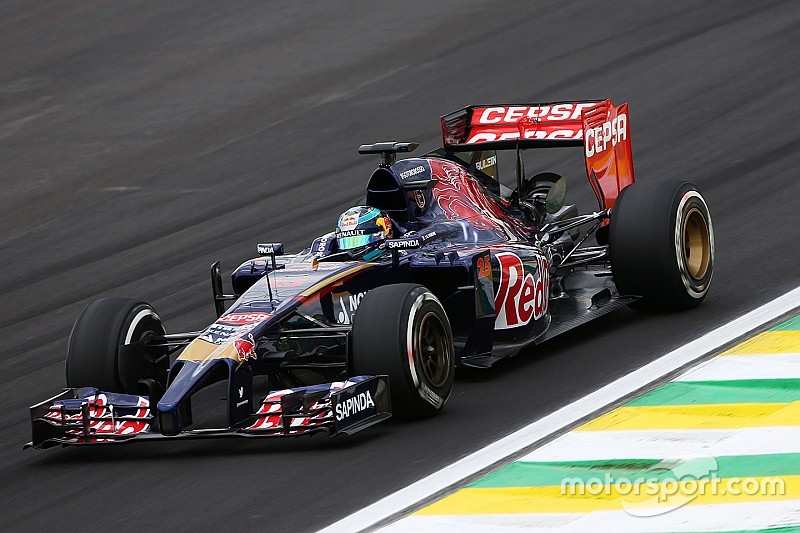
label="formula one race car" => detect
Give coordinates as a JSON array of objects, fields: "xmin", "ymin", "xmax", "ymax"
[{"xmin": 27, "ymin": 99, "xmax": 714, "ymax": 449}]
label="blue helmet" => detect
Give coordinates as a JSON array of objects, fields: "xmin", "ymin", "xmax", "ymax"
[{"xmin": 336, "ymin": 206, "xmax": 393, "ymax": 251}]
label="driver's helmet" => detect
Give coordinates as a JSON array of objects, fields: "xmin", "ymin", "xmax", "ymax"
[{"xmin": 336, "ymin": 206, "xmax": 393, "ymax": 251}]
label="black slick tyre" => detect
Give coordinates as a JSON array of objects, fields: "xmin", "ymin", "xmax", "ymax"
[
  {"xmin": 609, "ymin": 180, "xmax": 714, "ymax": 309},
  {"xmin": 351, "ymin": 284, "xmax": 455, "ymax": 419},
  {"xmin": 66, "ymin": 298, "xmax": 168, "ymax": 394}
]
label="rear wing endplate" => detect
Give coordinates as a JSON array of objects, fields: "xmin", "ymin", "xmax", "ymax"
[{"xmin": 583, "ymin": 100, "xmax": 634, "ymax": 209}]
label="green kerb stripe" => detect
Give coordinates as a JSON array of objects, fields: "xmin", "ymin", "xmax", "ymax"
[
  {"xmin": 469, "ymin": 453, "xmax": 800, "ymax": 488},
  {"xmin": 626, "ymin": 379, "xmax": 800, "ymax": 406},
  {"xmin": 771, "ymin": 314, "xmax": 800, "ymax": 331}
]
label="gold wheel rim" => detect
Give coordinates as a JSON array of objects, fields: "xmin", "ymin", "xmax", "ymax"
[{"xmin": 682, "ymin": 207, "xmax": 711, "ymax": 280}]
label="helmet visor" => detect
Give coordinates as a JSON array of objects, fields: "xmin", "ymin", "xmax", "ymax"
[{"xmin": 337, "ymin": 231, "xmax": 383, "ymax": 251}]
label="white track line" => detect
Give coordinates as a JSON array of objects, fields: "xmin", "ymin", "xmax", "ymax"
[
  {"xmin": 676, "ymin": 353, "xmax": 800, "ymax": 381},
  {"xmin": 521, "ymin": 426, "xmax": 800, "ymax": 462},
  {"xmin": 318, "ymin": 285, "xmax": 800, "ymax": 533}
]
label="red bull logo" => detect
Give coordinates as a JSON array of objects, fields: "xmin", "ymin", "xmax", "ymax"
[
  {"xmin": 234, "ymin": 333, "xmax": 257, "ymax": 362},
  {"xmin": 341, "ymin": 215, "xmax": 358, "ymax": 230},
  {"xmin": 494, "ymin": 252, "xmax": 549, "ymax": 330}
]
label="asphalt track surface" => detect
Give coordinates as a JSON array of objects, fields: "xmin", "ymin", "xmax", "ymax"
[{"xmin": 1, "ymin": 1, "xmax": 799, "ymax": 531}]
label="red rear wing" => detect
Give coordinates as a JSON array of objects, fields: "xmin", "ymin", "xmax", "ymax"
[
  {"xmin": 440, "ymin": 99, "xmax": 634, "ymax": 209},
  {"xmin": 441, "ymin": 101, "xmax": 599, "ymax": 148},
  {"xmin": 582, "ymin": 100, "xmax": 634, "ymax": 209}
]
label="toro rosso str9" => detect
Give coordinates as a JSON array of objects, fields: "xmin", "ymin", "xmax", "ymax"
[{"xmin": 27, "ymin": 99, "xmax": 715, "ymax": 449}]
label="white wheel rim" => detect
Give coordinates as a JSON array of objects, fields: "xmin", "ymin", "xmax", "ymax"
[
  {"xmin": 124, "ymin": 309, "xmax": 160, "ymax": 345},
  {"xmin": 674, "ymin": 191, "xmax": 714, "ymax": 298},
  {"xmin": 405, "ymin": 291, "xmax": 451, "ymax": 408}
]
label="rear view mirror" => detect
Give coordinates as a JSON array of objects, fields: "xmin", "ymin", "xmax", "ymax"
[{"xmin": 545, "ymin": 177, "xmax": 567, "ymax": 214}]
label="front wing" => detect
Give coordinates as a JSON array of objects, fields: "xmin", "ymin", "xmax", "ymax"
[{"xmin": 26, "ymin": 375, "xmax": 390, "ymax": 449}]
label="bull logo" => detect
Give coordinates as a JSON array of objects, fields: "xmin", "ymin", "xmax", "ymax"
[{"xmin": 234, "ymin": 333, "xmax": 257, "ymax": 362}]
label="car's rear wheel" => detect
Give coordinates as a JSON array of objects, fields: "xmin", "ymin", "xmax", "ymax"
[
  {"xmin": 609, "ymin": 180, "xmax": 714, "ymax": 309},
  {"xmin": 66, "ymin": 298, "xmax": 169, "ymax": 394},
  {"xmin": 351, "ymin": 284, "xmax": 455, "ymax": 419}
]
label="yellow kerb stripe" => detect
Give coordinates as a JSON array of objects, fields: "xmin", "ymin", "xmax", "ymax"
[
  {"xmin": 415, "ymin": 475, "xmax": 800, "ymax": 515},
  {"xmin": 576, "ymin": 402, "xmax": 800, "ymax": 431},
  {"xmin": 721, "ymin": 331, "xmax": 800, "ymax": 355}
]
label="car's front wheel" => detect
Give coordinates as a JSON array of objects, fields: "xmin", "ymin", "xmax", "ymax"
[
  {"xmin": 66, "ymin": 298, "xmax": 169, "ymax": 394},
  {"xmin": 351, "ymin": 284, "xmax": 455, "ymax": 419}
]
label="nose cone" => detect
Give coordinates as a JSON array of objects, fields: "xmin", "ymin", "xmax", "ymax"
[
  {"xmin": 177, "ymin": 310, "xmax": 279, "ymax": 364},
  {"xmin": 177, "ymin": 338, "xmax": 239, "ymax": 363},
  {"xmin": 156, "ymin": 358, "xmax": 231, "ymax": 435}
]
